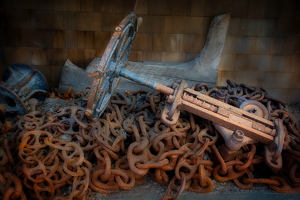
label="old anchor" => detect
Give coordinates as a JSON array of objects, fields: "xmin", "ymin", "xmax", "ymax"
[{"xmin": 85, "ymin": 12, "xmax": 285, "ymax": 172}]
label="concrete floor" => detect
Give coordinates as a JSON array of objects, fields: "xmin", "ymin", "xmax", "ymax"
[{"xmin": 86, "ymin": 175, "xmax": 300, "ymax": 200}]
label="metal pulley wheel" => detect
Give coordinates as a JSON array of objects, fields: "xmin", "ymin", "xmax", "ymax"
[
  {"xmin": 86, "ymin": 13, "xmax": 138, "ymax": 119},
  {"xmin": 0, "ymin": 63, "xmax": 48, "ymax": 116},
  {"xmin": 239, "ymin": 100, "xmax": 269, "ymax": 119}
]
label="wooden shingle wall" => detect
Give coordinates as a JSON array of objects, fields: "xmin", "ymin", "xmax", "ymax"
[{"xmin": 0, "ymin": 0, "xmax": 299, "ymax": 103}]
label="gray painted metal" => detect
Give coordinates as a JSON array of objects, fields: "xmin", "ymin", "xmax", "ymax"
[
  {"xmin": 58, "ymin": 12, "xmax": 230, "ymax": 94},
  {"xmin": 0, "ymin": 63, "xmax": 48, "ymax": 116}
]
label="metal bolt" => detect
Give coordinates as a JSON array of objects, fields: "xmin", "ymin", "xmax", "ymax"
[
  {"xmin": 85, "ymin": 110, "xmax": 93, "ymax": 120},
  {"xmin": 249, "ymin": 108, "xmax": 258, "ymax": 115},
  {"xmin": 216, "ymin": 89, "xmax": 227, "ymax": 98},
  {"xmin": 233, "ymin": 130, "xmax": 244, "ymax": 141},
  {"xmin": 88, "ymin": 71, "xmax": 103, "ymax": 79},
  {"xmin": 115, "ymin": 26, "xmax": 122, "ymax": 32}
]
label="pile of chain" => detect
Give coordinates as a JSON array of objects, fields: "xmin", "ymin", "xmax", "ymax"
[{"xmin": 0, "ymin": 79, "xmax": 300, "ymax": 200}]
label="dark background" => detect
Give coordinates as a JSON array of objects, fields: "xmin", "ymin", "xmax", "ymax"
[{"xmin": 0, "ymin": 0, "xmax": 299, "ymax": 102}]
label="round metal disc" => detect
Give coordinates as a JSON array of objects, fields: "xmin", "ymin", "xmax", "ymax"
[
  {"xmin": 239, "ymin": 100, "xmax": 269, "ymax": 119},
  {"xmin": 86, "ymin": 13, "xmax": 137, "ymax": 119}
]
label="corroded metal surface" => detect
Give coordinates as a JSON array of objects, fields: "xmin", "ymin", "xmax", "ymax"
[
  {"xmin": 58, "ymin": 13, "xmax": 230, "ymax": 94},
  {"xmin": 1, "ymin": 80, "xmax": 300, "ymax": 199},
  {"xmin": 178, "ymin": 88, "xmax": 275, "ymax": 144},
  {"xmin": 85, "ymin": 13, "xmax": 281, "ymax": 170},
  {"xmin": 0, "ymin": 63, "xmax": 48, "ymax": 116},
  {"xmin": 86, "ymin": 13, "xmax": 138, "ymax": 119},
  {"xmin": 86, "ymin": 11, "xmax": 285, "ymax": 175},
  {"xmin": 1, "ymin": 10, "xmax": 300, "ymax": 199}
]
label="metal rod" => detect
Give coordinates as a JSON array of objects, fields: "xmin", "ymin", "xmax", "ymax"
[
  {"xmin": 119, "ymin": 68, "xmax": 174, "ymax": 95},
  {"xmin": 133, "ymin": 0, "xmax": 139, "ymax": 13}
]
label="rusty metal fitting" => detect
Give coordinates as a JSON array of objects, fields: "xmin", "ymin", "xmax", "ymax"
[
  {"xmin": 0, "ymin": 63, "xmax": 48, "ymax": 116},
  {"xmin": 264, "ymin": 145, "xmax": 282, "ymax": 173},
  {"xmin": 28, "ymin": 98, "xmax": 38, "ymax": 112},
  {"xmin": 233, "ymin": 130, "xmax": 244, "ymax": 141},
  {"xmin": 212, "ymin": 89, "xmax": 228, "ymax": 101},
  {"xmin": 214, "ymin": 123, "xmax": 257, "ymax": 151},
  {"xmin": 218, "ymin": 144, "xmax": 238, "ymax": 161},
  {"xmin": 0, "ymin": 120, "xmax": 13, "ymax": 133},
  {"xmin": 85, "ymin": 110, "xmax": 93, "ymax": 120},
  {"xmin": 115, "ymin": 26, "xmax": 122, "ymax": 32},
  {"xmin": 87, "ymin": 71, "xmax": 103, "ymax": 79},
  {"xmin": 239, "ymin": 100, "xmax": 269, "ymax": 119},
  {"xmin": 0, "ymin": 104, "xmax": 5, "ymax": 123}
]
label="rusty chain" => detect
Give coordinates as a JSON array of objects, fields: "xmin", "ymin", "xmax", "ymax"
[{"xmin": 0, "ymin": 79, "xmax": 300, "ymax": 199}]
